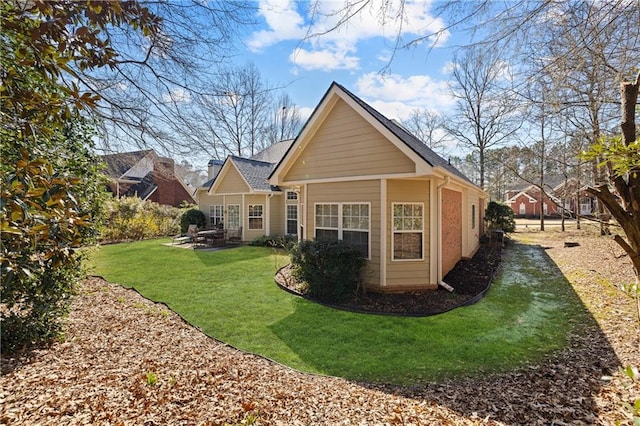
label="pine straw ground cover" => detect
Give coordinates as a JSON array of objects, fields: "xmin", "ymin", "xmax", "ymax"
[{"xmin": 1, "ymin": 226, "xmax": 638, "ymax": 425}]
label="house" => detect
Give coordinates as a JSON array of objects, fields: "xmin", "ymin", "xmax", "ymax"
[
  {"xmin": 504, "ymin": 184, "xmax": 561, "ymax": 217},
  {"xmin": 195, "ymin": 140, "xmax": 296, "ymax": 241},
  {"xmin": 102, "ymin": 149, "xmax": 196, "ymax": 207},
  {"xmin": 268, "ymin": 82, "xmax": 487, "ymax": 292},
  {"xmin": 504, "ymin": 177, "xmax": 598, "ymax": 218}
]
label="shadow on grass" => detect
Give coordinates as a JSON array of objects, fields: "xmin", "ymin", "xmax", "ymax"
[{"xmin": 269, "ymin": 242, "xmax": 620, "ymax": 424}]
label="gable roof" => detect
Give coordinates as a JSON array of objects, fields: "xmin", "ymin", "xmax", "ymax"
[
  {"xmin": 335, "ymin": 83, "xmax": 472, "ymax": 184},
  {"xmin": 231, "ymin": 156, "xmax": 278, "ymax": 192},
  {"xmin": 269, "ymin": 82, "xmax": 476, "ymax": 187},
  {"xmin": 102, "ymin": 150, "xmax": 153, "ymax": 178}
]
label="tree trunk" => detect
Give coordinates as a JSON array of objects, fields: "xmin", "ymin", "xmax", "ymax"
[{"xmin": 587, "ymin": 73, "xmax": 640, "ymax": 322}]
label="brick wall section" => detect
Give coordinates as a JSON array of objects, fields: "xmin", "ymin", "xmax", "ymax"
[{"xmin": 441, "ymin": 188, "xmax": 462, "ymax": 276}]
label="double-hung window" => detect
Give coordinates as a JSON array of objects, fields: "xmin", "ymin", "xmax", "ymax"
[
  {"xmin": 248, "ymin": 204, "xmax": 263, "ymax": 230},
  {"xmin": 286, "ymin": 205, "xmax": 298, "ymax": 235},
  {"xmin": 209, "ymin": 205, "xmax": 224, "ymax": 228},
  {"xmin": 315, "ymin": 203, "xmax": 370, "ymax": 259},
  {"xmin": 392, "ymin": 203, "xmax": 423, "ymax": 260}
]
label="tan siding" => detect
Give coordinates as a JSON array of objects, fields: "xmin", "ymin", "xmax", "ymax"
[
  {"xmin": 270, "ymin": 194, "xmax": 285, "ymax": 236},
  {"xmin": 306, "ymin": 180, "xmax": 381, "ymax": 290},
  {"xmin": 217, "ymin": 166, "xmax": 250, "ymax": 194},
  {"xmin": 244, "ymin": 194, "xmax": 267, "ymax": 241},
  {"xmin": 386, "ymin": 179, "xmax": 434, "ymax": 289},
  {"xmin": 283, "ymin": 99, "xmax": 415, "ymax": 182}
]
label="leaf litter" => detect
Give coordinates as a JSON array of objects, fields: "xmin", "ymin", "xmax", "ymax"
[{"xmin": 1, "ymin": 227, "xmax": 638, "ymax": 425}]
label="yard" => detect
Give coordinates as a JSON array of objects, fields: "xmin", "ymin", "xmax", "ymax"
[{"xmin": 1, "ymin": 226, "xmax": 638, "ymax": 424}]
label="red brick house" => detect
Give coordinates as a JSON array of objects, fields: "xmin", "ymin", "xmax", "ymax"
[{"xmin": 102, "ymin": 150, "xmax": 195, "ymax": 207}]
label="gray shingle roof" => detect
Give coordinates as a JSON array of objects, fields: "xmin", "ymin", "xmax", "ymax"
[
  {"xmin": 250, "ymin": 140, "xmax": 294, "ymax": 163},
  {"xmin": 230, "ymin": 156, "xmax": 278, "ymax": 192}
]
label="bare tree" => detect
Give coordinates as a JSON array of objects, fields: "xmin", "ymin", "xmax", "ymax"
[
  {"xmin": 444, "ymin": 46, "xmax": 521, "ymax": 189},
  {"xmin": 401, "ymin": 109, "xmax": 448, "ymax": 155},
  {"xmin": 264, "ymin": 92, "xmax": 304, "ymax": 145}
]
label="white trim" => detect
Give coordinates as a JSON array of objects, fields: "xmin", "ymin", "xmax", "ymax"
[
  {"xmin": 380, "ymin": 179, "xmax": 387, "ymax": 287},
  {"xmin": 285, "ymin": 204, "xmax": 298, "ymax": 235},
  {"xmin": 313, "ymin": 202, "xmax": 372, "ymax": 260},
  {"xmin": 429, "ymin": 179, "xmax": 438, "ymax": 284},
  {"xmin": 506, "ymin": 190, "xmax": 538, "ymax": 204},
  {"xmin": 248, "ymin": 203, "xmax": 265, "ymax": 231},
  {"xmin": 390, "ymin": 202, "xmax": 425, "ymax": 262}
]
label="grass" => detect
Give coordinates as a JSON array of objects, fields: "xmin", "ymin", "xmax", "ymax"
[{"xmin": 87, "ymin": 238, "xmax": 590, "ymax": 385}]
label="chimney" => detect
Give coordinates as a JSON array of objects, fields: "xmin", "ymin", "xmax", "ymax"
[{"xmin": 208, "ymin": 159, "xmax": 224, "ymax": 180}]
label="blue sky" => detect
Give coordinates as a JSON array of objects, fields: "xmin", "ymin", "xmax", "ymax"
[{"xmin": 235, "ymin": 0, "xmax": 464, "ymax": 125}]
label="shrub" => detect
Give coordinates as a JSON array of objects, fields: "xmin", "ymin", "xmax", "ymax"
[
  {"xmin": 485, "ymin": 201, "xmax": 516, "ymax": 233},
  {"xmin": 290, "ymin": 239, "xmax": 366, "ymax": 303},
  {"xmin": 100, "ymin": 197, "xmax": 183, "ymax": 242},
  {"xmin": 180, "ymin": 208, "xmax": 206, "ymax": 233},
  {"xmin": 250, "ymin": 234, "xmax": 297, "ymax": 251}
]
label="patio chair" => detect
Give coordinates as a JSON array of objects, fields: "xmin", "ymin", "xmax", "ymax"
[
  {"xmin": 226, "ymin": 227, "xmax": 242, "ymax": 244},
  {"xmin": 172, "ymin": 224, "xmax": 198, "ymax": 245}
]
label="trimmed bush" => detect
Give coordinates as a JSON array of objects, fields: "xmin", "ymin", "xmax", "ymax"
[
  {"xmin": 290, "ymin": 239, "xmax": 366, "ymax": 303},
  {"xmin": 180, "ymin": 208, "xmax": 206, "ymax": 233},
  {"xmin": 250, "ymin": 234, "xmax": 297, "ymax": 251},
  {"xmin": 485, "ymin": 201, "xmax": 516, "ymax": 233}
]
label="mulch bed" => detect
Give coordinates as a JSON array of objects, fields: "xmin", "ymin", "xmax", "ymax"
[
  {"xmin": 1, "ymin": 228, "xmax": 638, "ymax": 425},
  {"xmin": 276, "ymin": 240, "xmax": 503, "ymax": 315}
]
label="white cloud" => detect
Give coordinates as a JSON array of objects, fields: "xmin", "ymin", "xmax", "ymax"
[
  {"xmin": 290, "ymin": 47, "xmax": 359, "ymax": 71},
  {"xmin": 162, "ymin": 88, "xmax": 191, "ymax": 104},
  {"xmin": 248, "ymin": 0, "xmax": 450, "ymax": 72},
  {"xmin": 247, "ymin": 0, "xmax": 306, "ymax": 52},
  {"xmin": 354, "ymin": 72, "xmax": 454, "ymax": 120}
]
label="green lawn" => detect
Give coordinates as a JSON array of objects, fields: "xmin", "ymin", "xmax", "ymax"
[{"xmin": 87, "ymin": 239, "xmax": 590, "ymax": 385}]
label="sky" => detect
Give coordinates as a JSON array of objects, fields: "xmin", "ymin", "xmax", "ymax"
[{"xmin": 235, "ymin": 0, "xmax": 464, "ymax": 133}]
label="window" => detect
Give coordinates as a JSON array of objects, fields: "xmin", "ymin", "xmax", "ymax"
[
  {"xmin": 209, "ymin": 205, "xmax": 224, "ymax": 227},
  {"xmin": 315, "ymin": 203, "xmax": 370, "ymax": 259},
  {"xmin": 471, "ymin": 204, "xmax": 476, "ymax": 229},
  {"xmin": 519, "ymin": 203, "xmax": 526, "ymax": 215},
  {"xmin": 286, "ymin": 205, "xmax": 298, "ymax": 235},
  {"xmin": 248, "ymin": 204, "xmax": 263, "ymax": 230},
  {"xmin": 286, "ymin": 191, "xmax": 298, "ymax": 200},
  {"xmin": 393, "ymin": 203, "xmax": 423, "ymax": 260},
  {"xmin": 227, "ymin": 204, "xmax": 240, "ymax": 229}
]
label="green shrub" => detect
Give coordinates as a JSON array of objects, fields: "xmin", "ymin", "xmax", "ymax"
[
  {"xmin": 250, "ymin": 234, "xmax": 297, "ymax": 251},
  {"xmin": 100, "ymin": 197, "xmax": 183, "ymax": 242},
  {"xmin": 290, "ymin": 239, "xmax": 366, "ymax": 303},
  {"xmin": 180, "ymin": 208, "xmax": 206, "ymax": 233},
  {"xmin": 485, "ymin": 201, "xmax": 516, "ymax": 233}
]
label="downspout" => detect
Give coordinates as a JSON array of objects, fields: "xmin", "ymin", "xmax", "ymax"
[
  {"xmin": 267, "ymin": 193, "xmax": 273, "ymax": 236},
  {"xmin": 437, "ymin": 176, "xmax": 454, "ymax": 292}
]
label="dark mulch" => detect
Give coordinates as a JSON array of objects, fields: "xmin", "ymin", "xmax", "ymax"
[{"xmin": 277, "ymin": 240, "xmax": 505, "ymax": 316}]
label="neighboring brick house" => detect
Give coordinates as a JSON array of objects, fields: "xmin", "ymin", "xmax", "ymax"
[
  {"xmin": 505, "ymin": 177, "xmax": 598, "ymax": 218},
  {"xmin": 102, "ymin": 150, "xmax": 195, "ymax": 207}
]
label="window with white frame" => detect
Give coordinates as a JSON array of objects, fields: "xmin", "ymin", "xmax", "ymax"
[
  {"xmin": 227, "ymin": 204, "xmax": 240, "ymax": 229},
  {"xmin": 315, "ymin": 203, "xmax": 370, "ymax": 259},
  {"xmin": 286, "ymin": 191, "xmax": 298, "ymax": 201},
  {"xmin": 392, "ymin": 203, "xmax": 423, "ymax": 260},
  {"xmin": 286, "ymin": 205, "xmax": 298, "ymax": 235},
  {"xmin": 248, "ymin": 204, "xmax": 263, "ymax": 230},
  {"xmin": 209, "ymin": 205, "xmax": 224, "ymax": 228}
]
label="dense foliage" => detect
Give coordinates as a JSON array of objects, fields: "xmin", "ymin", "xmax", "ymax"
[
  {"xmin": 250, "ymin": 234, "xmax": 297, "ymax": 251},
  {"xmin": 485, "ymin": 201, "xmax": 516, "ymax": 233},
  {"xmin": 100, "ymin": 197, "xmax": 183, "ymax": 243},
  {"xmin": 0, "ymin": 120, "xmax": 107, "ymax": 352},
  {"xmin": 290, "ymin": 239, "xmax": 366, "ymax": 303},
  {"xmin": 180, "ymin": 208, "xmax": 207, "ymax": 233},
  {"xmin": 0, "ymin": 1, "xmax": 160, "ymax": 353}
]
